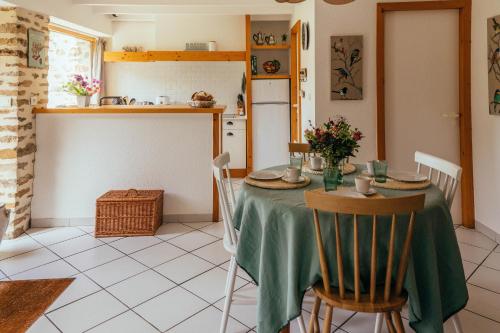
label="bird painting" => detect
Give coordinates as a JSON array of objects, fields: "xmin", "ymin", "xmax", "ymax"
[
  {"xmin": 331, "ymin": 35, "xmax": 363, "ymax": 100},
  {"xmin": 488, "ymin": 15, "xmax": 500, "ymax": 115},
  {"xmin": 332, "ymin": 87, "xmax": 349, "ymax": 99}
]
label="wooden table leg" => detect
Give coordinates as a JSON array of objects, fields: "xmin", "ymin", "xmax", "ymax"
[
  {"xmin": 280, "ymin": 323, "xmax": 290, "ymax": 333},
  {"xmin": 212, "ymin": 113, "xmax": 221, "ymax": 222}
]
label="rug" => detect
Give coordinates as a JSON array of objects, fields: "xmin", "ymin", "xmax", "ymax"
[{"xmin": 0, "ymin": 278, "xmax": 74, "ymax": 333}]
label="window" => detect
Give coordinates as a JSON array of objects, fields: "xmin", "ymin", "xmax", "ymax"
[{"xmin": 47, "ymin": 25, "xmax": 95, "ymax": 107}]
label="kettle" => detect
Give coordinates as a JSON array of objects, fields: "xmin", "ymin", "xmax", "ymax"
[{"xmin": 156, "ymin": 96, "xmax": 170, "ymax": 105}]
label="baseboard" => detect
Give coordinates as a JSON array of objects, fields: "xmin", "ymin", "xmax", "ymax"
[
  {"xmin": 31, "ymin": 214, "xmax": 214, "ymax": 227},
  {"xmin": 475, "ymin": 220, "xmax": 500, "ymax": 244}
]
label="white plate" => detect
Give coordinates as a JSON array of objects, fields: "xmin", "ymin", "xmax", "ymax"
[
  {"xmin": 358, "ymin": 188, "xmax": 377, "ymax": 196},
  {"xmin": 248, "ymin": 170, "xmax": 283, "ymax": 180},
  {"xmin": 387, "ymin": 171, "xmax": 428, "ymax": 183},
  {"xmin": 282, "ymin": 176, "xmax": 306, "ymax": 184}
]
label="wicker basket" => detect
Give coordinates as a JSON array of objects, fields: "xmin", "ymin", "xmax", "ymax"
[{"xmin": 95, "ymin": 189, "xmax": 164, "ymax": 237}]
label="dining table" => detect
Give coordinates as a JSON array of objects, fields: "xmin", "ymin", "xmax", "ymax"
[{"xmin": 233, "ymin": 164, "xmax": 468, "ymax": 333}]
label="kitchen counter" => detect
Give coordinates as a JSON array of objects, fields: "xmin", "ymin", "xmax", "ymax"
[
  {"xmin": 33, "ymin": 104, "xmax": 226, "ymax": 114},
  {"xmin": 31, "ymin": 105, "xmax": 224, "ymax": 224}
]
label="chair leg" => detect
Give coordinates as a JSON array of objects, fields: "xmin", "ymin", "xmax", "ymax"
[
  {"xmin": 374, "ymin": 313, "xmax": 384, "ymax": 333},
  {"xmin": 308, "ymin": 296, "xmax": 321, "ymax": 333},
  {"xmin": 322, "ymin": 305, "xmax": 333, "ymax": 333},
  {"xmin": 296, "ymin": 314, "xmax": 307, "ymax": 333},
  {"xmin": 384, "ymin": 312, "xmax": 396, "ymax": 333},
  {"xmin": 451, "ymin": 314, "xmax": 464, "ymax": 333},
  {"xmin": 392, "ymin": 311, "xmax": 405, "ymax": 333},
  {"xmin": 220, "ymin": 256, "xmax": 238, "ymax": 333}
]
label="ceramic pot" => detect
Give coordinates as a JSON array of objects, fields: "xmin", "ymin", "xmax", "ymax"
[{"xmin": 76, "ymin": 95, "xmax": 91, "ymax": 107}]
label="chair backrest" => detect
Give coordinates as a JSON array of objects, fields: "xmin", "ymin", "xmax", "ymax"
[
  {"xmin": 289, "ymin": 143, "xmax": 312, "ymax": 161},
  {"xmin": 304, "ymin": 191, "xmax": 425, "ymax": 304},
  {"xmin": 415, "ymin": 151, "xmax": 462, "ymax": 208},
  {"xmin": 212, "ymin": 152, "xmax": 238, "ymax": 247}
]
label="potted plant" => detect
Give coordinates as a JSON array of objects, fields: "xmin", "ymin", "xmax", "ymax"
[
  {"xmin": 63, "ymin": 74, "xmax": 101, "ymax": 107},
  {"xmin": 281, "ymin": 33, "xmax": 288, "ymax": 45},
  {"xmin": 304, "ymin": 117, "xmax": 363, "ymax": 191}
]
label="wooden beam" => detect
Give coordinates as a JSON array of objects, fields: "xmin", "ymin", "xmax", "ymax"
[
  {"xmin": 103, "ymin": 51, "xmax": 246, "ymax": 62},
  {"xmin": 458, "ymin": 0, "xmax": 475, "ymax": 228},
  {"xmin": 378, "ymin": 0, "xmax": 465, "ymax": 12},
  {"xmin": 376, "ymin": 4, "xmax": 386, "ymax": 160},
  {"xmin": 33, "ymin": 105, "xmax": 226, "ymax": 114},
  {"xmin": 212, "ymin": 113, "xmax": 221, "ymax": 222},
  {"xmin": 245, "ymin": 14, "xmax": 254, "ymax": 173}
]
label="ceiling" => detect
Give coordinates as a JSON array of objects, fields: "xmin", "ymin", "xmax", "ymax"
[{"xmin": 72, "ymin": 0, "xmax": 296, "ymax": 18}]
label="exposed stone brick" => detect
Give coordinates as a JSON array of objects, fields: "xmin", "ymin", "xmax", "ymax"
[
  {"xmin": 17, "ymin": 174, "xmax": 33, "ymax": 186},
  {"xmin": 0, "ymin": 48, "xmax": 26, "ymax": 58},
  {"xmin": 17, "ymin": 143, "xmax": 36, "ymax": 157}
]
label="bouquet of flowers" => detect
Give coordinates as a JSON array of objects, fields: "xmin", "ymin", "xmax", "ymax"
[
  {"xmin": 304, "ymin": 117, "xmax": 363, "ymax": 167},
  {"xmin": 63, "ymin": 74, "xmax": 101, "ymax": 96}
]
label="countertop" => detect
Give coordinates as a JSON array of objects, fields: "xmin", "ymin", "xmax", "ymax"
[{"xmin": 33, "ymin": 104, "xmax": 226, "ymax": 114}]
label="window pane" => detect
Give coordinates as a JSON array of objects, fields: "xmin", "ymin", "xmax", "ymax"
[{"xmin": 48, "ymin": 31, "xmax": 92, "ymax": 107}]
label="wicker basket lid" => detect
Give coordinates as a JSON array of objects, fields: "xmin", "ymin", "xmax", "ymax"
[{"xmin": 97, "ymin": 189, "xmax": 164, "ymax": 202}]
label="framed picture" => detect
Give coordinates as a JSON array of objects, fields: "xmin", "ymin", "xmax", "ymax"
[
  {"xmin": 27, "ymin": 28, "xmax": 46, "ymax": 68},
  {"xmin": 331, "ymin": 35, "xmax": 363, "ymax": 100},
  {"xmin": 488, "ymin": 15, "xmax": 500, "ymax": 115}
]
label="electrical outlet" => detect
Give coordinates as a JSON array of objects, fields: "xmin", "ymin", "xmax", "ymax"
[
  {"xmin": 0, "ymin": 96, "xmax": 12, "ymax": 107},
  {"xmin": 30, "ymin": 96, "xmax": 38, "ymax": 105}
]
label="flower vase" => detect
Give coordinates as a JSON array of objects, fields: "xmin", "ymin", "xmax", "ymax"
[
  {"xmin": 76, "ymin": 95, "xmax": 91, "ymax": 107},
  {"xmin": 323, "ymin": 160, "xmax": 342, "ymax": 192}
]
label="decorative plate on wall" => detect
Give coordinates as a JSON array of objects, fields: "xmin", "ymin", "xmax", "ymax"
[{"xmin": 302, "ymin": 22, "xmax": 310, "ymax": 50}]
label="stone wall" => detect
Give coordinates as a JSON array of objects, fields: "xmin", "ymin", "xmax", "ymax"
[{"xmin": 0, "ymin": 7, "xmax": 48, "ymax": 238}]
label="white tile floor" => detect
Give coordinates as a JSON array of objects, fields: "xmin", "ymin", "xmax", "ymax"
[{"xmin": 0, "ymin": 222, "xmax": 499, "ymax": 332}]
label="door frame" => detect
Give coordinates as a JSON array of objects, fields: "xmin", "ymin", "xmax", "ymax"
[
  {"xmin": 376, "ymin": 0, "xmax": 474, "ymax": 228},
  {"xmin": 290, "ymin": 20, "xmax": 302, "ymax": 143}
]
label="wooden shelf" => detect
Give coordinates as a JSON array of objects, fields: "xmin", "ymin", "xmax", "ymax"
[
  {"xmin": 252, "ymin": 74, "xmax": 290, "ymax": 80},
  {"xmin": 33, "ymin": 105, "xmax": 226, "ymax": 114},
  {"xmin": 251, "ymin": 44, "xmax": 290, "ymax": 50},
  {"xmin": 104, "ymin": 51, "xmax": 246, "ymax": 62}
]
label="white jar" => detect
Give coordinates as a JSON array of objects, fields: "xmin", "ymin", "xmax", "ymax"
[{"xmin": 208, "ymin": 41, "xmax": 217, "ymax": 52}]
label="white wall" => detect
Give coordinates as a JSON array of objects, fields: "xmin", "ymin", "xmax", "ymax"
[
  {"xmin": 291, "ymin": 1, "xmax": 316, "ymax": 140},
  {"xmin": 155, "ymin": 15, "xmax": 245, "ymax": 51},
  {"xmin": 32, "ymin": 114, "xmax": 214, "ymax": 220},
  {"xmin": 106, "ymin": 18, "xmax": 246, "ymax": 113},
  {"xmin": 2, "ymin": 0, "xmax": 111, "ymax": 36},
  {"xmin": 307, "ymin": 0, "xmax": 500, "ymax": 235},
  {"xmin": 471, "ymin": 0, "xmax": 500, "ymax": 237}
]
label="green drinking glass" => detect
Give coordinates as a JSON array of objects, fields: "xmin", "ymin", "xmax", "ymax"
[
  {"xmin": 373, "ymin": 160, "xmax": 388, "ymax": 183},
  {"xmin": 323, "ymin": 165, "xmax": 340, "ymax": 191},
  {"xmin": 289, "ymin": 156, "xmax": 303, "ymax": 176}
]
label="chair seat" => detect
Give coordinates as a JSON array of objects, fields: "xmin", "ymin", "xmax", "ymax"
[{"xmin": 312, "ymin": 281, "xmax": 408, "ymax": 313}]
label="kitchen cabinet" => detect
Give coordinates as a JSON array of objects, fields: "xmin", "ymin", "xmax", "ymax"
[{"xmin": 222, "ymin": 119, "xmax": 246, "ymax": 169}]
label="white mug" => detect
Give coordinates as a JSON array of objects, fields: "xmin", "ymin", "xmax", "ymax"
[
  {"xmin": 355, "ymin": 176, "xmax": 371, "ymax": 194},
  {"xmin": 208, "ymin": 41, "xmax": 217, "ymax": 52},
  {"xmin": 310, "ymin": 156, "xmax": 323, "ymax": 170},
  {"xmin": 285, "ymin": 167, "xmax": 300, "ymax": 182}
]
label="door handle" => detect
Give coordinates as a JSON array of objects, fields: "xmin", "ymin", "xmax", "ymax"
[
  {"xmin": 226, "ymin": 132, "xmax": 234, "ymax": 136},
  {"xmin": 226, "ymin": 121, "xmax": 234, "ymax": 126},
  {"xmin": 441, "ymin": 113, "xmax": 460, "ymax": 118}
]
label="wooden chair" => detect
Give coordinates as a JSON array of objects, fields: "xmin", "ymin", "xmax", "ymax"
[
  {"xmin": 289, "ymin": 143, "xmax": 313, "ymax": 161},
  {"xmin": 415, "ymin": 151, "xmax": 462, "ymax": 209},
  {"xmin": 304, "ymin": 190, "xmax": 425, "ymax": 333},
  {"xmin": 213, "ymin": 152, "xmax": 307, "ymax": 333},
  {"xmin": 415, "ymin": 151, "xmax": 463, "ymax": 333}
]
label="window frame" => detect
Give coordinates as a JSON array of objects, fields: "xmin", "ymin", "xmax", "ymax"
[{"xmin": 48, "ymin": 24, "xmax": 97, "ymax": 57}]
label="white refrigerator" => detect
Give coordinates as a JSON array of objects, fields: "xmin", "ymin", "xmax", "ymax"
[{"xmin": 252, "ymin": 79, "xmax": 290, "ymax": 171}]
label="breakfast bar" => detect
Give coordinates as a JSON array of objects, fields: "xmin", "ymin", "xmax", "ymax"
[{"xmin": 32, "ymin": 105, "xmax": 225, "ymax": 225}]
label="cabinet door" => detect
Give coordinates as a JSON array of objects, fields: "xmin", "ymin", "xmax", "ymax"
[{"xmin": 222, "ymin": 129, "xmax": 246, "ymax": 169}]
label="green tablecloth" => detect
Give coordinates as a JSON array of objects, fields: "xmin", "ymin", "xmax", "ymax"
[{"xmin": 233, "ymin": 165, "xmax": 468, "ymax": 333}]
